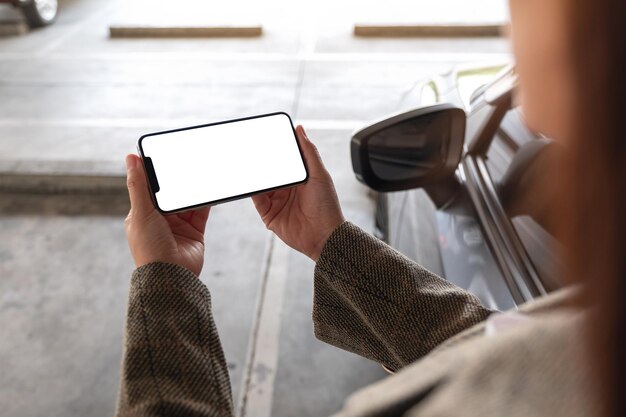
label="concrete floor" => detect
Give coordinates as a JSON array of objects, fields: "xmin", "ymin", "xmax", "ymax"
[{"xmin": 0, "ymin": 0, "xmax": 509, "ymax": 416}]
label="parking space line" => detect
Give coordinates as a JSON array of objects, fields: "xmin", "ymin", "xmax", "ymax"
[
  {"xmin": 237, "ymin": 234, "xmax": 291, "ymax": 417},
  {"xmin": 290, "ymin": 10, "xmax": 318, "ymax": 118}
]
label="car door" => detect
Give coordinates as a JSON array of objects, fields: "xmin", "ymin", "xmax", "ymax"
[
  {"xmin": 386, "ymin": 67, "xmax": 560, "ymax": 309},
  {"xmin": 461, "ymin": 75, "xmax": 561, "ymax": 304}
]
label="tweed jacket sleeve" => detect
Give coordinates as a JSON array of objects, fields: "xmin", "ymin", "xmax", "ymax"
[
  {"xmin": 313, "ymin": 221, "xmax": 495, "ymax": 372},
  {"xmin": 116, "ymin": 262, "xmax": 234, "ymax": 417}
]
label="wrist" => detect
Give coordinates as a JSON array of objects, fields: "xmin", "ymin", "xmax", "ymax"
[{"xmin": 310, "ymin": 219, "xmax": 345, "ymax": 262}]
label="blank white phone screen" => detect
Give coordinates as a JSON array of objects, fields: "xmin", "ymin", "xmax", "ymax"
[{"xmin": 140, "ymin": 113, "xmax": 307, "ymax": 212}]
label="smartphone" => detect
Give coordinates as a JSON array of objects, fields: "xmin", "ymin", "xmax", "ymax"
[{"xmin": 138, "ymin": 112, "xmax": 308, "ymax": 214}]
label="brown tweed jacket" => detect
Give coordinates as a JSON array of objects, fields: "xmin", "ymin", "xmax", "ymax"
[{"xmin": 116, "ymin": 222, "xmax": 595, "ymax": 417}]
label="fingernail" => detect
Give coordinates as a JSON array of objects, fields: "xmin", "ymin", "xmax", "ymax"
[
  {"xmin": 300, "ymin": 125, "xmax": 309, "ymax": 140},
  {"xmin": 125, "ymin": 155, "xmax": 137, "ymax": 171}
]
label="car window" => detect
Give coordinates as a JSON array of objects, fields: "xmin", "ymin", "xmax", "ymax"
[
  {"xmin": 498, "ymin": 107, "xmax": 536, "ymax": 147},
  {"xmin": 484, "ymin": 133, "xmax": 515, "ymax": 182},
  {"xmin": 482, "ymin": 107, "xmax": 562, "ymax": 290}
]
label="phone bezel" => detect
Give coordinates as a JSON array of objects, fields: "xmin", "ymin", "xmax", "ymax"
[{"xmin": 137, "ymin": 111, "xmax": 309, "ymax": 214}]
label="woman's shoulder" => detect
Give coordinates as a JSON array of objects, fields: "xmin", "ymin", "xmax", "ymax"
[{"xmin": 422, "ymin": 305, "xmax": 593, "ymax": 416}]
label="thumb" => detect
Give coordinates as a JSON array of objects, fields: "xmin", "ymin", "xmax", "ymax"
[
  {"xmin": 125, "ymin": 154, "xmax": 155, "ymax": 215},
  {"xmin": 295, "ymin": 125, "xmax": 327, "ymax": 177}
]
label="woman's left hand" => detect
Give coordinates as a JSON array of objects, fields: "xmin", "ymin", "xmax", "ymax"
[{"xmin": 124, "ymin": 154, "xmax": 210, "ymax": 277}]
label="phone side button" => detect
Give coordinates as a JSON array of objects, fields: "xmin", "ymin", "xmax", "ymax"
[{"xmin": 143, "ymin": 157, "xmax": 160, "ymax": 193}]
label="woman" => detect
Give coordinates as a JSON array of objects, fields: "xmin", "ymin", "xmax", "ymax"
[{"xmin": 116, "ymin": 0, "xmax": 625, "ymax": 415}]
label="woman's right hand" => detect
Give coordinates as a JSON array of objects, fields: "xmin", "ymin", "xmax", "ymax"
[{"xmin": 252, "ymin": 125, "xmax": 345, "ymax": 261}]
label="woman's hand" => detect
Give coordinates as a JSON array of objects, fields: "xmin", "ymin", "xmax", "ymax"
[
  {"xmin": 124, "ymin": 154, "xmax": 210, "ymax": 276},
  {"xmin": 252, "ymin": 125, "xmax": 345, "ymax": 261}
]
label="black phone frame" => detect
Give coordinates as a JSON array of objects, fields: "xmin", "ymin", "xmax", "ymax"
[{"xmin": 137, "ymin": 111, "xmax": 309, "ymax": 214}]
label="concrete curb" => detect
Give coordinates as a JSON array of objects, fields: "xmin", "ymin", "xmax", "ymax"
[
  {"xmin": 0, "ymin": 21, "xmax": 29, "ymax": 36},
  {"xmin": 0, "ymin": 173, "xmax": 126, "ymax": 194},
  {"xmin": 0, "ymin": 160, "xmax": 126, "ymax": 194},
  {"xmin": 109, "ymin": 25, "xmax": 263, "ymax": 38},
  {"xmin": 354, "ymin": 23, "xmax": 504, "ymax": 38}
]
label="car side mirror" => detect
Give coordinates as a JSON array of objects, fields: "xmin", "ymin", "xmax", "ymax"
[{"xmin": 351, "ymin": 104, "xmax": 466, "ymax": 197}]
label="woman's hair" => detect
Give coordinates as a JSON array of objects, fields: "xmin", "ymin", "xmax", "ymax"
[{"xmin": 560, "ymin": 0, "xmax": 626, "ymax": 414}]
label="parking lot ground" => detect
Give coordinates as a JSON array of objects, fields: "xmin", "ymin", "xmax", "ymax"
[
  {"xmin": 0, "ymin": 128, "xmax": 380, "ymax": 417},
  {"xmin": 0, "ymin": 0, "xmax": 509, "ymax": 415}
]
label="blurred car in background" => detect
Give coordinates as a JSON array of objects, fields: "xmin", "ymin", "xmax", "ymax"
[
  {"xmin": 352, "ymin": 64, "xmax": 561, "ymax": 311},
  {"xmin": 0, "ymin": 0, "xmax": 57, "ymax": 27}
]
